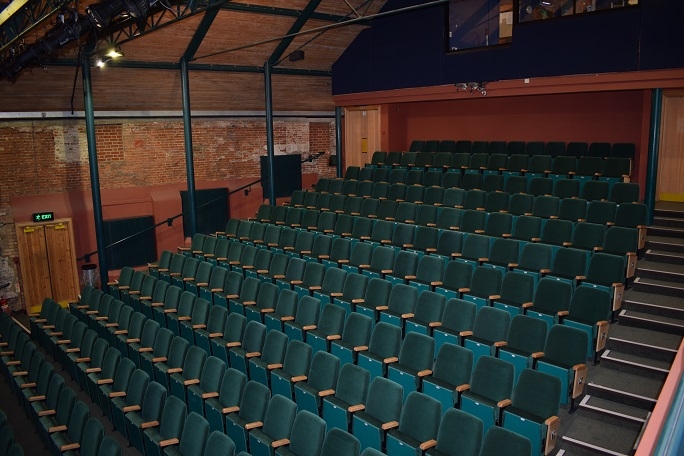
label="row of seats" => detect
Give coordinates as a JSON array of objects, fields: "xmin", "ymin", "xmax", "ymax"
[
  {"xmin": 403, "ymin": 139, "xmax": 635, "ymax": 158},
  {"xmin": 171, "ymin": 228, "xmax": 626, "ymax": 316},
  {"xmin": 285, "ymin": 189, "xmax": 646, "ymax": 238},
  {"xmin": 0, "ymin": 313, "xmax": 122, "ymax": 456},
  {"xmin": 0, "ymin": 410, "xmax": 24, "ymax": 456},
  {"xmin": 320, "ymin": 167, "xmax": 634, "ymax": 197},
  {"xmin": 219, "ymin": 214, "xmax": 638, "ymax": 280},
  {"xmin": 42, "ymin": 270, "xmax": 560, "ymax": 456},
  {"xmin": 61, "ymin": 266, "xmax": 585, "ymax": 456},
  {"xmin": 29, "ymin": 300, "xmax": 540, "ymax": 456}
]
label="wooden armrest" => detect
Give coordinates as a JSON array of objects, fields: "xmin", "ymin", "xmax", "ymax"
[
  {"xmin": 456, "ymin": 384, "xmax": 470, "ymax": 393},
  {"xmin": 138, "ymin": 347, "xmax": 153, "ymax": 353},
  {"xmin": 246, "ymin": 352, "xmax": 261, "ymax": 358},
  {"xmin": 29, "ymin": 395, "xmax": 46, "ymax": 402},
  {"xmin": 318, "ymin": 389, "xmax": 335, "ymax": 397},
  {"xmin": 192, "ymin": 324, "xmax": 207, "ymax": 329},
  {"xmin": 202, "ymin": 392, "xmax": 219, "ymax": 399},
  {"xmin": 460, "ymin": 330, "xmax": 473, "ymax": 337},
  {"xmin": 57, "ymin": 339, "xmax": 71, "ymax": 345},
  {"xmin": 183, "ymin": 378, "xmax": 200, "ymax": 386},
  {"xmin": 326, "ymin": 334, "xmax": 342, "ymax": 341},
  {"xmin": 166, "ymin": 368, "xmax": 183, "ymax": 374},
  {"xmin": 557, "ymin": 310, "xmax": 569, "ymax": 317},
  {"xmin": 353, "ymin": 345, "xmax": 368, "ymax": 352},
  {"xmin": 97, "ymin": 378, "xmax": 114, "ymax": 385},
  {"xmin": 291, "ymin": 375, "xmax": 307, "ymax": 383},
  {"xmin": 532, "ymin": 351, "xmax": 544, "ymax": 359},
  {"xmin": 152, "ymin": 357, "xmax": 168, "ymax": 363},
  {"xmin": 267, "ymin": 363, "xmax": 283, "ymax": 370},
  {"xmin": 401, "ymin": 313, "xmax": 414, "ymax": 319},
  {"xmin": 141, "ymin": 421, "xmax": 159, "ymax": 429},
  {"xmin": 375, "ymin": 305, "xmax": 388, "ymax": 311},
  {"xmin": 245, "ymin": 421, "xmax": 263, "ymax": 430},
  {"xmin": 271, "ymin": 438, "xmax": 290, "ymax": 448},
  {"xmin": 290, "ymin": 280, "xmax": 303, "ymax": 285},
  {"xmin": 383, "ymin": 357, "xmax": 398, "ymax": 364},
  {"xmin": 521, "ymin": 302, "xmax": 533, "ymax": 309},
  {"xmin": 458, "ymin": 287, "xmax": 470, "ymax": 293},
  {"xmin": 222, "ymin": 406, "xmax": 239, "ymax": 414},
  {"xmin": 151, "ymin": 302, "xmax": 164, "ymax": 307},
  {"xmin": 303, "ymin": 325, "xmax": 317, "ymax": 331},
  {"xmin": 428, "ymin": 321, "xmax": 442, "ymax": 328},
  {"xmin": 12, "ymin": 370, "xmax": 28, "ymax": 377},
  {"xmin": 417, "ymin": 369, "xmax": 432, "ymax": 377},
  {"xmin": 420, "ymin": 440, "xmax": 437, "ymax": 451},
  {"xmin": 49, "ymin": 425, "xmax": 68, "ymax": 434},
  {"xmin": 226, "ymin": 342, "xmax": 241, "ymax": 348},
  {"xmin": 6, "ymin": 360, "xmax": 21, "ymax": 366},
  {"xmin": 209, "ymin": 333, "xmax": 223, "ymax": 338},
  {"xmin": 20, "ymin": 382, "xmax": 36, "ymax": 389},
  {"xmin": 86, "ymin": 367, "xmax": 101, "ymax": 373},
  {"xmin": 105, "ymin": 323, "xmax": 118, "ymax": 327},
  {"xmin": 126, "ymin": 338, "xmax": 140, "ymax": 344},
  {"xmin": 497, "ymin": 398, "xmax": 512, "ymax": 408},
  {"xmin": 352, "ymin": 299, "xmax": 364, "ymax": 304},
  {"xmin": 163, "ymin": 309, "xmax": 177, "ymax": 314},
  {"xmin": 123, "ymin": 404, "xmax": 141, "ymax": 413},
  {"xmin": 109, "ymin": 391, "xmax": 127, "ymax": 398},
  {"xmin": 114, "ymin": 330, "xmax": 128, "ymax": 336},
  {"xmin": 38, "ymin": 409, "xmax": 56, "ymax": 417},
  {"xmin": 260, "ymin": 308, "xmax": 274, "ymax": 313},
  {"xmin": 159, "ymin": 438, "xmax": 180, "ymax": 448},
  {"xmin": 494, "ymin": 341, "xmax": 507, "ymax": 348},
  {"xmin": 60, "ymin": 443, "xmax": 80, "ymax": 451},
  {"xmin": 382, "ymin": 421, "xmax": 399, "ymax": 431},
  {"xmin": 196, "ymin": 283, "xmax": 209, "ymax": 287},
  {"xmin": 348, "ymin": 404, "xmax": 365, "ymax": 412},
  {"xmin": 281, "ymin": 316, "xmax": 294, "ymax": 321},
  {"xmin": 177, "ymin": 316, "xmax": 191, "ymax": 321},
  {"xmin": 76, "ymin": 357, "xmax": 90, "ymax": 363},
  {"xmin": 211, "ymin": 288, "xmax": 223, "ymax": 293}
]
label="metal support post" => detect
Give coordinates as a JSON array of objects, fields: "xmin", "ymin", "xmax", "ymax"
[{"xmin": 181, "ymin": 57, "xmax": 198, "ymax": 236}]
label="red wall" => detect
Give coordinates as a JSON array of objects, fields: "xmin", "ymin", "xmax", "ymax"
[{"xmin": 383, "ymin": 90, "xmax": 648, "ymax": 193}]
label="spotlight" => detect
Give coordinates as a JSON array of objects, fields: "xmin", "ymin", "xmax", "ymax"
[
  {"xmin": 104, "ymin": 46, "xmax": 124, "ymax": 58},
  {"xmin": 96, "ymin": 57, "xmax": 110, "ymax": 67},
  {"xmin": 86, "ymin": 0, "xmax": 125, "ymax": 28}
]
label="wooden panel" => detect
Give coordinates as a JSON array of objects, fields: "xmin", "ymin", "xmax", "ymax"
[
  {"xmin": 343, "ymin": 106, "xmax": 380, "ymax": 168},
  {"xmin": 15, "ymin": 224, "xmax": 52, "ymax": 312},
  {"xmin": 657, "ymin": 91, "xmax": 684, "ymax": 201},
  {"xmin": 43, "ymin": 220, "xmax": 80, "ymax": 303}
]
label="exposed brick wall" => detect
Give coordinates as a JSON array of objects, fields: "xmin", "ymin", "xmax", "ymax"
[{"xmin": 0, "ymin": 116, "xmax": 337, "ymax": 308}]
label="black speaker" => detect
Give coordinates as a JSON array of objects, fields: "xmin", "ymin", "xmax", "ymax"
[
  {"xmin": 180, "ymin": 187, "xmax": 229, "ymax": 236},
  {"xmin": 103, "ymin": 216, "xmax": 157, "ymax": 269},
  {"xmin": 260, "ymin": 154, "xmax": 302, "ymax": 198}
]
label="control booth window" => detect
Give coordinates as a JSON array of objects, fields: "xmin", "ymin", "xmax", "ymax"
[{"xmin": 519, "ymin": 0, "xmax": 638, "ymax": 22}]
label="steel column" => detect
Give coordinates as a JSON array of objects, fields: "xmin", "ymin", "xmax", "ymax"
[
  {"xmin": 646, "ymin": 88, "xmax": 662, "ymax": 224},
  {"xmin": 264, "ymin": 62, "xmax": 276, "ymax": 205},
  {"xmin": 181, "ymin": 57, "xmax": 198, "ymax": 236},
  {"xmin": 81, "ymin": 53, "xmax": 108, "ymax": 292},
  {"xmin": 335, "ymin": 106, "xmax": 343, "ymax": 178}
]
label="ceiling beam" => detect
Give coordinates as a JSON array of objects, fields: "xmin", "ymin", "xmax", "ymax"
[
  {"xmin": 268, "ymin": 0, "xmax": 323, "ymax": 66},
  {"xmin": 47, "ymin": 58, "xmax": 332, "ymax": 76},
  {"xmin": 0, "ymin": 0, "xmax": 73, "ymax": 53},
  {"xmin": 220, "ymin": 3, "xmax": 348, "ymax": 23},
  {"xmin": 182, "ymin": 5, "xmax": 221, "ymax": 61}
]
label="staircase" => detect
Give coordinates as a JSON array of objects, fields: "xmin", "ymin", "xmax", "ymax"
[{"xmin": 558, "ymin": 203, "xmax": 684, "ymax": 456}]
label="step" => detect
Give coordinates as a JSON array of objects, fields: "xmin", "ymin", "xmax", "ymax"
[
  {"xmin": 561, "ymin": 414, "xmax": 639, "ymax": 456},
  {"xmin": 606, "ymin": 324, "xmax": 679, "ymax": 363},
  {"xmin": 647, "ymin": 235, "xmax": 684, "ymax": 254},
  {"xmin": 578, "ymin": 395, "xmax": 649, "ymax": 428},
  {"xmin": 599, "ymin": 349, "xmax": 669, "ymax": 381},
  {"xmin": 631, "ymin": 276, "xmax": 684, "ymax": 299},
  {"xmin": 653, "ymin": 207, "xmax": 684, "ymax": 219},
  {"xmin": 647, "ymin": 225, "xmax": 684, "ymax": 239},
  {"xmin": 643, "ymin": 248, "xmax": 684, "ymax": 265},
  {"xmin": 622, "ymin": 290, "xmax": 684, "ymax": 320},
  {"xmin": 618, "ymin": 309, "xmax": 684, "ymax": 335},
  {"xmin": 587, "ymin": 365, "xmax": 662, "ymax": 409},
  {"xmin": 636, "ymin": 259, "xmax": 684, "ymax": 281},
  {"xmin": 652, "ymin": 216, "xmax": 684, "ymax": 229}
]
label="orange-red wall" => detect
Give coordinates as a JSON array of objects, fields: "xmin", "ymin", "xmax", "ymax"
[{"xmin": 382, "ymin": 90, "xmax": 649, "ymax": 194}]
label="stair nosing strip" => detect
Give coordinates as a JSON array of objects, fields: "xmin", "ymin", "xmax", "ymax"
[
  {"xmin": 588, "ymin": 382, "xmax": 658, "ymax": 403},
  {"xmin": 580, "ymin": 395, "xmax": 647, "ymax": 423},
  {"xmin": 623, "ymin": 298, "xmax": 684, "ymax": 314},
  {"xmin": 601, "ymin": 350, "xmax": 670, "ymax": 374},
  {"xmin": 560, "ymin": 436, "xmax": 631, "ymax": 456},
  {"xmin": 632, "ymin": 278, "xmax": 684, "ymax": 290},
  {"xmin": 619, "ymin": 311, "xmax": 684, "ymax": 329},
  {"xmin": 643, "ymin": 251, "xmax": 684, "ymax": 260},
  {"xmin": 609, "ymin": 337, "xmax": 678, "ymax": 354},
  {"xmin": 636, "ymin": 267, "xmax": 684, "ymax": 277}
]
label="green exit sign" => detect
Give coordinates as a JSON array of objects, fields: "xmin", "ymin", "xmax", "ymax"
[{"xmin": 32, "ymin": 212, "xmax": 54, "ymax": 222}]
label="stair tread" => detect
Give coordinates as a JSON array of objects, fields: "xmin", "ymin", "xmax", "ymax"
[
  {"xmin": 589, "ymin": 364, "xmax": 664, "ymax": 400},
  {"xmin": 620, "ymin": 309, "xmax": 684, "ymax": 328},
  {"xmin": 562, "ymin": 414, "xmax": 638, "ymax": 455},
  {"xmin": 602, "ymin": 349, "xmax": 671, "ymax": 371},
  {"xmin": 609, "ymin": 323, "xmax": 682, "ymax": 351},
  {"xmin": 623, "ymin": 290, "xmax": 684, "ymax": 313},
  {"xmin": 582, "ymin": 395, "xmax": 650, "ymax": 421},
  {"xmin": 636, "ymin": 259, "xmax": 684, "ymax": 275},
  {"xmin": 647, "ymin": 235, "xmax": 684, "ymax": 246},
  {"xmin": 633, "ymin": 276, "xmax": 684, "ymax": 290}
]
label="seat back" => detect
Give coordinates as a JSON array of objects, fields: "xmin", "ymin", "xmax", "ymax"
[
  {"xmin": 397, "ymin": 392, "xmax": 442, "ymax": 442},
  {"xmin": 432, "ymin": 343, "xmax": 472, "ymax": 386},
  {"xmin": 218, "ymin": 368, "xmax": 247, "ymax": 409},
  {"xmin": 470, "ymin": 356, "xmax": 514, "ymax": 403},
  {"xmin": 511, "ymin": 369, "xmax": 561, "ymax": 420},
  {"xmin": 199, "ymin": 356, "xmax": 227, "ymax": 393},
  {"xmin": 238, "ymin": 380, "xmax": 271, "ymax": 421},
  {"xmin": 317, "ymin": 304, "xmax": 346, "ymax": 338},
  {"xmin": 498, "ymin": 271, "xmax": 534, "ymax": 306},
  {"xmin": 472, "ymin": 307, "xmax": 511, "ymax": 343},
  {"xmin": 260, "ymin": 330, "xmax": 289, "ymax": 365},
  {"xmin": 294, "ymin": 296, "xmax": 321, "ymax": 327},
  {"xmin": 140, "ymin": 381, "xmax": 168, "ymax": 423},
  {"xmin": 413, "ymin": 291, "xmax": 446, "ymax": 324},
  {"xmin": 434, "ymin": 409, "xmax": 483, "ymax": 456},
  {"xmin": 167, "ymin": 336, "xmax": 190, "ymax": 370},
  {"xmin": 506, "ymin": 315, "xmax": 547, "ymax": 354},
  {"xmin": 480, "ymin": 426, "xmax": 532, "ymax": 456},
  {"xmin": 367, "ymin": 322, "xmax": 402, "ymax": 359},
  {"xmin": 282, "ymin": 340, "xmax": 313, "ymax": 377},
  {"xmin": 182, "ymin": 346, "xmax": 208, "ymax": 381},
  {"xmin": 365, "ymin": 377, "xmax": 404, "ymax": 423},
  {"xmin": 158, "ymin": 395, "xmax": 187, "ymax": 440},
  {"xmin": 532, "ymin": 278, "xmax": 573, "ymax": 315},
  {"xmin": 441, "ymin": 298, "xmax": 477, "ymax": 333},
  {"xmin": 387, "ymin": 283, "xmax": 418, "ymax": 315},
  {"xmin": 178, "ymin": 412, "xmax": 210, "ymax": 456},
  {"xmin": 544, "ymin": 325, "xmax": 588, "ymax": 367},
  {"xmin": 261, "ymin": 395, "xmax": 298, "ymax": 441},
  {"xmin": 397, "ymin": 332, "xmax": 435, "ymax": 372},
  {"xmin": 321, "ymin": 428, "xmax": 360, "ymax": 456},
  {"xmin": 287, "ymin": 411, "xmax": 327, "ymax": 456},
  {"xmin": 126, "ymin": 369, "xmax": 151, "ymax": 409},
  {"xmin": 334, "ymin": 363, "xmax": 371, "ymax": 406},
  {"xmin": 307, "ymin": 351, "xmax": 341, "ymax": 393}
]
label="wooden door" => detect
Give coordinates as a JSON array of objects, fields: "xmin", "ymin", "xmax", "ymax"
[
  {"xmin": 43, "ymin": 220, "xmax": 80, "ymax": 303},
  {"xmin": 16, "ymin": 224, "xmax": 52, "ymax": 312},
  {"xmin": 657, "ymin": 90, "xmax": 684, "ymax": 201},
  {"xmin": 344, "ymin": 106, "xmax": 381, "ymax": 168},
  {"xmin": 16, "ymin": 218, "xmax": 80, "ymax": 313}
]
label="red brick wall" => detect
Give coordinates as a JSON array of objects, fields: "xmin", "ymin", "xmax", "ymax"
[{"xmin": 0, "ymin": 116, "xmax": 337, "ymax": 307}]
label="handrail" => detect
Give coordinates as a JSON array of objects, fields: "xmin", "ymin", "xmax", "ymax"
[{"xmin": 76, "ymin": 151, "xmax": 324, "ymax": 263}]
